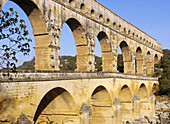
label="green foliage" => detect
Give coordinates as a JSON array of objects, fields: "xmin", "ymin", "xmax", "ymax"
[
  {"xmin": 117, "ymin": 54, "xmax": 124, "ymax": 73},
  {"xmin": 0, "ymin": 7, "xmax": 32, "ymax": 73},
  {"xmin": 60, "ymin": 56, "xmax": 76, "ymax": 71},
  {"xmin": 17, "ymin": 58, "xmax": 35, "ymax": 70},
  {"xmin": 95, "ymin": 56, "xmax": 102, "ymax": 71},
  {"xmin": 155, "ymin": 49, "xmax": 170, "ymax": 97}
]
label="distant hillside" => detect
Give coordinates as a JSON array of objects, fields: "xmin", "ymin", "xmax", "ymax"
[
  {"xmin": 17, "ymin": 58, "xmax": 35, "ymax": 70},
  {"xmin": 60, "ymin": 56, "xmax": 76, "ymax": 71},
  {"xmin": 17, "ymin": 55, "xmax": 109, "ymax": 71}
]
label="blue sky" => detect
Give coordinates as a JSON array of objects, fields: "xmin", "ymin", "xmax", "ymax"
[
  {"xmin": 1, "ymin": 0, "xmax": 170, "ymax": 66},
  {"xmin": 96, "ymin": 0, "xmax": 170, "ymax": 49}
]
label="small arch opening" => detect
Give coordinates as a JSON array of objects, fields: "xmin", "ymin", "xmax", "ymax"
[
  {"xmin": 124, "ymin": 28, "xmax": 128, "ymax": 35},
  {"xmin": 128, "ymin": 30, "xmax": 131, "ymax": 36},
  {"xmin": 113, "ymin": 22, "xmax": 116, "ymax": 30},
  {"xmin": 99, "ymin": 14, "xmax": 104, "ymax": 23},
  {"xmin": 140, "ymin": 37, "xmax": 142, "ymax": 41},
  {"xmin": 132, "ymin": 33, "xmax": 135, "ymax": 39},
  {"xmin": 119, "ymin": 25, "xmax": 121, "ymax": 31},
  {"xmin": 124, "ymin": 28, "xmax": 126, "ymax": 34},
  {"xmin": 136, "ymin": 35, "xmax": 139, "ymax": 40},
  {"xmin": 69, "ymin": 0, "xmax": 75, "ymax": 8},
  {"xmin": 119, "ymin": 25, "xmax": 122, "ymax": 32},
  {"xmin": 107, "ymin": 18, "xmax": 110, "ymax": 26},
  {"xmin": 80, "ymin": 3, "xmax": 86, "ymax": 13},
  {"xmin": 91, "ymin": 9, "xmax": 95, "ymax": 18},
  {"xmin": 146, "ymin": 40, "xmax": 149, "ymax": 45}
]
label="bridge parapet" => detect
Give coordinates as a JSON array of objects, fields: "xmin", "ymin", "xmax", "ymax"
[{"xmin": 0, "ymin": 71, "xmax": 158, "ymax": 82}]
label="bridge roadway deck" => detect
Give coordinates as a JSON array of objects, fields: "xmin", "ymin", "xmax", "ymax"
[{"xmin": 0, "ymin": 71, "xmax": 158, "ymax": 82}]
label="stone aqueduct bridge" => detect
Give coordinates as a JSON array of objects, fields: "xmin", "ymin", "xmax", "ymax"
[
  {"xmin": 0, "ymin": 72, "xmax": 158, "ymax": 124},
  {"xmin": 1, "ymin": 0, "xmax": 163, "ymax": 75},
  {"xmin": 0, "ymin": 0, "xmax": 163, "ymax": 123}
]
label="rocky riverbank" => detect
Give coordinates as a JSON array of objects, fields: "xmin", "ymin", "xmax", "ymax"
[{"xmin": 155, "ymin": 97, "xmax": 170, "ymax": 124}]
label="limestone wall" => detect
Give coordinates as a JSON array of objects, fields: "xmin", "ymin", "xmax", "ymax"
[{"xmin": 0, "ymin": 72, "xmax": 158, "ymax": 124}]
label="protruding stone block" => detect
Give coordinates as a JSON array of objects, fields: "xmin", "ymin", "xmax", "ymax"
[
  {"xmin": 79, "ymin": 103, "xmax": 92, "ymax": 124},
  {"xmin": 149, "ymin": 92, "xmax": 155, "ymax": 117},
  {"xmin": 113, "ymin": 98, "xmax": 122, "ymax": 124},
  {"xmin": 15, "ymin": 112, "xmax": 31, "ymax": 124},
  {"xmin": 133, "ymin": 94, "xmax": 140, "ymax": 119}
]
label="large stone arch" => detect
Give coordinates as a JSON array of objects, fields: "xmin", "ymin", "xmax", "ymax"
[
  {"xmin": 95, "ymin": 31, "xmax": 113, "ymax": 72},
  {"xmin": 90, "ymin": 85, "xmax": 113, "ymax": 124},
  {"xmin": 60, "ymin": 18, "xmax": 89, "ymax": 71},
  {"xmin": 90, "ymin": 85, "xmax": 111, "ymax": 107},
  {"xmin": 117, "ymin": 41, "xmax": 133, "ymax": 74},
  {"xmin": 119, "ymin": 85, "xmax": 133, "ymax": 120},
  {"xmin": 34, "ymin": 87, "xmax": 77, "ymax": 123},
  {"xmin": 137, "ymin": 83, "xmax": 150, "ymax": 117},
  {"xmin": 146, "ymin": 51, "xmax": 154, "ymax": 76},
  {"xmin": 1, "ymin": 0, "xmax": 53, "ymax": 70},
  {"xmin": 137, "ymin": 83, "xmax": 148, "ymax": 102},
  {"xmin": 135, "ymin": 47, "xmax": 144, "ymax": 75}
]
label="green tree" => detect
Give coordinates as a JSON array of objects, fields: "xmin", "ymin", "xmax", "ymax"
[
  {"xmin": 95, "ymin": 56, "xmax": 102, "ymax": 71},
  {"xmin": 154, "ymin": 49, "xmax": 170, "ymax": 97},
  {"xmin": 158, "ymin": 49, "xmax": 170, "ymax": 96},
  {"xmin": 117, "ymin": 54, "xmax": 124, "ymax": 73},
  {"xmin": 0, "ymin": 7, "xmax": 32, "ymax": 73}
]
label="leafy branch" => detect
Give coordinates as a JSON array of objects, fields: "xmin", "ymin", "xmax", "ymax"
[{"xmin": 0, "ymin": 7, "xmax": 32, "ymax": 74}]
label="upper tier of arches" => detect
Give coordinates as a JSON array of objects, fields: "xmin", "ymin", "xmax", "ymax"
[
  {"xmin": 58, "ymin": 0, "xmax": 162, "ymax": 52},
  {"xmin": 0, "ymin": 0, "xmax": 163, "ymax": 75}
]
